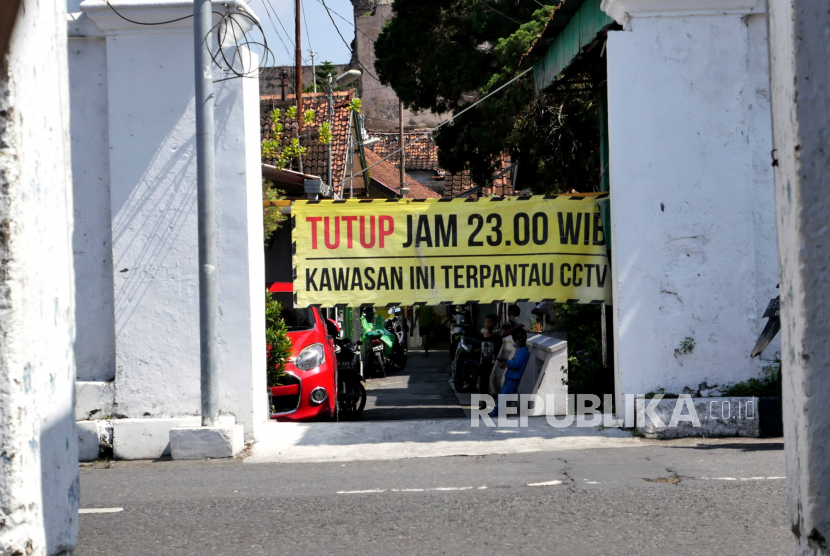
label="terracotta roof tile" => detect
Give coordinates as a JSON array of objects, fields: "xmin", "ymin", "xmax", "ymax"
[
  {"xmin": 261, "ymin": 91, "xmax": 354, "ymax": 197},
  {"xmin": 363, "ymin": 149, "xmax": 440, "ymax": 199},
  {"xmin": 367, "ymin": 131, "xmax": 514, "ymax": 199},
  {"xmin": 368, "ymin": 132, "xmax": 441, "ymax": 171}
]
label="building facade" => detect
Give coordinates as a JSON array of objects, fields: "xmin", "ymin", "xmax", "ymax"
[{"xmin": 68, "ymin": 0, "xmax": 266, "ymax": 460}]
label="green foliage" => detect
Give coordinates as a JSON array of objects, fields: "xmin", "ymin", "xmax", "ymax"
[
  {"xmin": 721, "ymin": 354, "xmax": 780, "ymax": 397},
  {"xmin": 374, "ymin": 2, "xmax": 600, "ymax": 191},
  {"xmin": 555, "ymin": 304, "xmax": 611, "ymax": 397},
  {"xmin": 720, "ymin": 378, "xmax": 778, "ymax": 397},
  {"xmin": 265, "ymin": 292, "xmax": 293, "ymax": 387},
  {"xmin": 318, "ymin": 121, "xmax": 333, "ymax": 145},
  {"xmin": 262, "ymin": 108, "xmax": 306, "ymax": 170},
  {"xmin": 270, "ymin": 109, "xmax": 283, "ymax": 134},
  {"xmin": 674, "ymin": 337, "xmax": 696, "ymax": 356},
  {"xmin": 348, "ymin": 98, "xmax": 362, "ymax": 113},
  {"xmin": 262, "ymin": 180, "xmax": 286, "ymax": 245},
  {"xmin": 283, "ymin": 137, "xmax": 307, "ymax": 160}
]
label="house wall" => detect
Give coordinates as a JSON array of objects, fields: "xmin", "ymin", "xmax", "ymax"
[
  {"xmin": 603, "ymin": 3, "xmax": 779, "ymax": 408},
  {"xmin": 0, "ymin": 0, "xmax": 79, "ymax": 552},
  {"xmin": 68, "ymin": 1, "xmax": 267, "ymax": 456},
  {"xmin": 352, "ymin": 0, "xmax": 445, "ymax": 131}
]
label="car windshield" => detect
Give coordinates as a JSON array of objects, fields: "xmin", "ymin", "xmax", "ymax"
[{"xmin": 271, "ymin": 292, "xmax": 315, "ymax": 331}]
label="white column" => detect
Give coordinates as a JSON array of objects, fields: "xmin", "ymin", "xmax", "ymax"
[
  {"xmin": 768, "ymin": 0, "xmax": 830, "ymax": 551},
  {"xmin": 600, "ymin": 0, "xmax": 778, "ymax": 412},
  {"xmin": 0, "ymin": 0, "xmax": 79, "ymax": 553},
  {"xmin": 81, "ymin": 0, "xmax": 266, "ymax": 447}
]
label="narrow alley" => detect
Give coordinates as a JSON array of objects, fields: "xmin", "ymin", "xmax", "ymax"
[{"xmin": 361, "ymin": 350, "xmax": 465, "ymax": 421}]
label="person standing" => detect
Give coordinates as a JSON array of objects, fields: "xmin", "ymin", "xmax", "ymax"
[
  {"xmin": 417, "ymin": 305, "xmax": 434, "ymax": 357},
  {"xmin": 490, "ymin": 327, "xmax": 529, "ymax": 418},
  {"xmin": 500, "ymin": 304, "xmax": 523, "ymax": 336}
]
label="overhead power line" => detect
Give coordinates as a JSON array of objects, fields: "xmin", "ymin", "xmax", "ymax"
[
  {"xmin": 104, "ymin": 0, "xmax": 275, "ymax": 83},
  {"xmin": 480, "ymin": 1, "xmax": 521, "ymax": 24},
  {"xmin": 313, "ymin": 0, "xmax": 375, "ymax": 42},
  {"xmin": 337, "ymin": 67, "xmax": 533, "ymax": 191},
  {"xmin": 318, "ymin": 0, "xmax": 379, "ymax": 81},
  {"xmin": 301, "ymin": 0, "xmax": 313, "ymax": 51},
  {"xmin": 259, "ymin": 0, "xmax": 294, "ymax": 61},
  {"xmin": 262, "ymin": 0, "xmax": 309, "ymax": 64},
  {"xmin": 104, "ymin": 0, "xmax": 196, "ymax": 25}
]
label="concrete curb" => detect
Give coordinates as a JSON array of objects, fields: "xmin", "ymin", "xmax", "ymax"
[
  {"xmin": 247, "ymin": 417, "xmax": 640, "ymax": 464},
  {"xmin": 635, "ymin": 396, "xmax": 760, "ymax": 439}
]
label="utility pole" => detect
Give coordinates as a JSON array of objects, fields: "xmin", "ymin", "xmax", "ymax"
[
  {"xmin": 295, "ymin": 0, "xmax": 303, "ymax": 173},
  {"xmin": 295, "ymin": 0, "xmax": 302, "ymax": 132},
  {"xmin": 327, "ymin": 73, "xmax": 333, "ymax": 190},
  {"xmin": 193, "ymin": 0, "xmax": 218, "ymax": 427},
  {"xmin": 399, "ymin": 100, "xmax": 405, "ymax": 197},
  {"xmin": 310, "ymin": 50, "xmax": 317, "ymax": 93}
]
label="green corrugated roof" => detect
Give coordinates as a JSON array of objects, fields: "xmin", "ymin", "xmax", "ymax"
[{"xmin": 528, "ymin": 0, "xmax": 613, "ymax": 94}]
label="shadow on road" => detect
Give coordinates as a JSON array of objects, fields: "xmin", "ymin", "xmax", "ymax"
[{"xmin": 360, "ymin": 349, "xmax": 465, "ymax": 421}]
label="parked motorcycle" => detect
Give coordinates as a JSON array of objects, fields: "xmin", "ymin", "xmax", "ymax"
[
  {"xmin": 333, "ymin": 336, "xmax": 366, "ymax": 421},
  {"xmin": 384, "ymin": 313, "xmax": 408, "ymax": 371},
  {"xmin": 449, "ymin": 310, "xmax": 474, "ymax": 361},
  {"xmin": 452, "ymin": 334, "xmax": 480, "ymax": 392},
  {"xmin": 461, "ymin": 337, "xmax": 498, "ymax": 396},
  {"xmin": 363, "ymin": 330, "xmax": 388, "ymax": 379}
]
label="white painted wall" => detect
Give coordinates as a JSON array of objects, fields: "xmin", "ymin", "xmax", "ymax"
[
  {"xmin": 66, "ymin": 0, "xmax": 267, "ymax": 448},
  {"xmin": 0, "ymin": 0, "xmax": 79, "ymax": 553},
  {"xmin": 602, "ymin": 2, "xmax": 779, "ymax": 409},
  {"xmin": 767, "ymin": 0, "xmax": 830, "ymax": 550},
  {"xmin": 67, "ymin": 26, "xmax": 115, "ymax": 382}
]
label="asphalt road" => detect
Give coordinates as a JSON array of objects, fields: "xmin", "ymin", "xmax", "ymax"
[
  {"xmin": 361, "ymin": 349, "xmax": 464, "ymax": 421},
  {"xmin": 77, "ymin": 438, "xmax": 791, "ymax": 555}
]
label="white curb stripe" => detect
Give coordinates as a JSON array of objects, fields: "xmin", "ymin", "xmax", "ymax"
[{"xmin": 79, "ymin": 508, "xmax": 124, "ymax": 514}]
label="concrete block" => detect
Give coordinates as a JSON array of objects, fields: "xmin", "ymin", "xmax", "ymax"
[
  {"xmin": 75, "ymin": 381, "xmax": 115, "ymax": 421},
  {"xmin": 169, "ymin": 424, "xmax": 244, "ymax": 460},
  {"xmin": 636, "ymin": 396, "xmax": 760, "ymax": 439},
  {"xmin": 112, "ymin": 417, "xmax": 200, "ymax": 460},
  {"xmin": 77, "ymin": 420, "xmax": 114, "ymax": 462},
  {"xmin": 521, "ymin": 332, "xmax": 568, "ymax": 416}
]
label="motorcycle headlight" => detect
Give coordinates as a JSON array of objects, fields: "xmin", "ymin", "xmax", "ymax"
[
  {"xmin": 295, "ymin": 343, "xmax": 325, "ymax": 371},
  {"xmin": 452, "ymin": 326, "xmax": 463, "ymax": 334}
]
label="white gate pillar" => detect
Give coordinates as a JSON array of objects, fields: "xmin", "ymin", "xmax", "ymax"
[
  {"xmin": 77, "ymin": 0, "xmax": 266, "ymax": 454},
  {"xmin": 600, "ymin": 0, "xmax": 779, "ymax": 413}
]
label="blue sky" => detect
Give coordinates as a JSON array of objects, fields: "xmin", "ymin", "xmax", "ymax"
[{"xmin": 246, "ymin": 0, "xmax": 356, "ymax": 67}]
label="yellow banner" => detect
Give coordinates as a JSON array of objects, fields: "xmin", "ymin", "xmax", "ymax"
[{"xmin": 292, "ymin": 195, "xmax": 611, "ymax": 307}]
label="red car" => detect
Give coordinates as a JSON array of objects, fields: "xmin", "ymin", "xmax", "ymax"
[{"xmin": 267, "ymin": 283, "xmax": 337, "ymax": 421}]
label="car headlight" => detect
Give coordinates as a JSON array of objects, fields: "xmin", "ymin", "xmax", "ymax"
[{"xmin": 295, "ymin": 343, "xmax": 325, "ymax": 371}]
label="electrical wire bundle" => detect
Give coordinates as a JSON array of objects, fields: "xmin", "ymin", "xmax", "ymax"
[{"xmin": 103, "ymin": 0, "xmax": 275, "ymax": 83}]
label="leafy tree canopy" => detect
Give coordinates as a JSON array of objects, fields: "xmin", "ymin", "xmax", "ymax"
[{"xmin": 374, "ymin": 1, "xmax": 601, "ymax": 193}]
